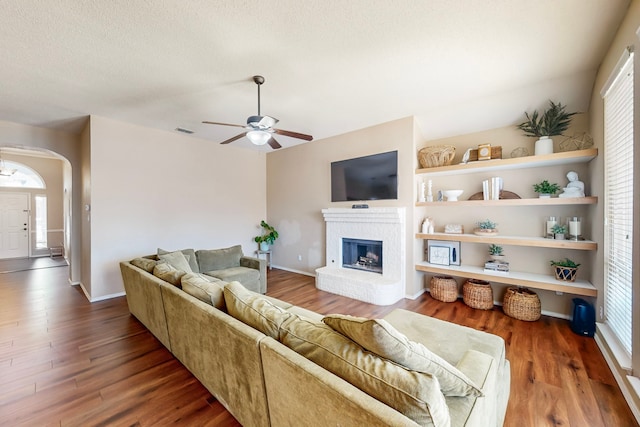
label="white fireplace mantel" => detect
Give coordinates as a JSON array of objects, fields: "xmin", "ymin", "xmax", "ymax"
[{"xmin": 315, "ymin": 207, "xmax": 406, "ymax": 305}]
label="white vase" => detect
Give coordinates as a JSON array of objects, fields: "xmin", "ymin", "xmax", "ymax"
[
  {"xmin": 259, "ymin": 241, "xmax": 270, "ymax": 251},
  {"xmin": 535, "ymin": 136, "xmax": 554, "ymax": 156}
]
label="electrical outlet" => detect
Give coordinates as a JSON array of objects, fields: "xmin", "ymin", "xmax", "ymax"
[
  {"xmin": 297, "ymin": 255, "xmax": 302, "ymax": 261},
  {"xmin": 600, "ymin": 306, "xmax": 604, "ymax": 319}
]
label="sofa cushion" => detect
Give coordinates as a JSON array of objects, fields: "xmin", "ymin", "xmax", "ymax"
[
  {"xmin": 196, "ymin": 245, "xmax": 243, "ymax": 272},
  {"xmin": 279, "ymin": 314, "xmax": 450, "ymax": 427},
  {"xmin": 181, "ymin": 273, "xmax": 226, "ymax": 310},
  {"xmin": 323, "ymin": 314, "xmax": 481, "ymax": 397},
  {"xmin": 223, "ymin": 281, "xmax": 291, "ymax": 339},
  {"xmin": 206, "ymin": 266, "xmax": 260, "ymax": 286},
  {"xmin": 158, "ymin": 250, "xmax": 193, "ymax": 274},
  {"xmin": 152, "ymin": 262, "xmax": 186, "ymax": 287},
  {"xmin": 130, "ymin": 257, "xmax": 158, "ymax": 273},
  {"xmin": 158, "ymin": 248, "xmax": 199, "ymax": 273}
]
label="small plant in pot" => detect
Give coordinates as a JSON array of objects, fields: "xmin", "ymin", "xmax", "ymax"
[
  {"xmin": 550, "ymin": 258, "xmax": 581, "ymax": 282},
  {"xmin": 517, "ymin": 100, "xmax": 577, "ymax": 155},
  {"xmin": 488, "ymin": 244, "xmax": 505, "ymax": 261},
  {"xmin": 551, "ymin": 223, "xmax": 567, "ymax": 240},
  {"xmin": 533, "ymin": 180, "xmax": 561, "ymax": 198},
  {"xmin": 474, "ymin": 219, "xmax": 498, "ymax": 236},
  {"xmin": 254, "ymin": 220, "xmax": 278, "ymax": 251}
]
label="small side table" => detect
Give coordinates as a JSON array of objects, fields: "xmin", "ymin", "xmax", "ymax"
[{"xmin": 255, "ymin": 250, "xmax": 272, "ymax": 270}]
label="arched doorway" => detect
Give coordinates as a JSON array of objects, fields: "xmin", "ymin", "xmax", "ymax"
[{"xmin": 0, "ymin": 147, "xmax": 73, "ymax": 272}]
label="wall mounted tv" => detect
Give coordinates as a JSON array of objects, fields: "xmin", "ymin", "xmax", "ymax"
[{"xmin": 331, "ymin": 150, "xmax": 398, "ymax": 202}]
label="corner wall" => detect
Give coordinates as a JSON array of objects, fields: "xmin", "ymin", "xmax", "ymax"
[{"xmin": 87, "ymin": 116, "xmax": 267, "ymax": 300}]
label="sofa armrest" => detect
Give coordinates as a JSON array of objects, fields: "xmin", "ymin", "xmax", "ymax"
[
  {"xmin": 456, "ymin": 349, "xmax": 494, "ymax": 391},
  {"xmin": 240, "ymin": 256, "xmax": 267, "ymax": 293}
]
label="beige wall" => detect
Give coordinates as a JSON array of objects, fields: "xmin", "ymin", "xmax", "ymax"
[
  {"xmin": 266, "ymin": 117, "xmax": 419, "ymax": 296},
  {"xmin": 588, "ymin": 0, "xmax": 640, "ymax": 408},
  {"xmin": 87, "ymin": 116, "xmax": 267, "ymax": 300}
]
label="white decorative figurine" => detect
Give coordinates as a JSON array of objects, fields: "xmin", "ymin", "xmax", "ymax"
[{"xmin": 558, "ymin": 171, "xmax": 585, "ymax": 198}]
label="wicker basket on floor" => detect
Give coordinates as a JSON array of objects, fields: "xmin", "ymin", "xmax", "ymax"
[
  {"xmin": 503, "ymin": 287, "xmax": 541, "ymax": 321},
  {"xmin": 462, "ymin": 279, "xmax": 493, "ymax": 310},
  {"xmin": 430, "ymin": 276, "xmax": 458, "ymax": 302}
]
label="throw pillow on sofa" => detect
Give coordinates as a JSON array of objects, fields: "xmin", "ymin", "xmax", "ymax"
[
  {"xmin": 157, "ymin": 250, "xmax": 193, "ymax": 274},
  {"xmin": 181, "ymin": 273, "xmax": 226, "ymax": 311},
  {"xmin": 322, "ymin": 314, "xmax": 481, "ymax": 397},
  {"xmin": 130, "ymin": 257, "xmax": 158, "ymax": 273},
  {"xmin": 152, "ymin": 262, "xmax": 186, "ymax": 287},
  {"xmin": 158, "ymin": 248, "xmax": 199, "ymax": 273},
  {"xmin": 280, "ymin": 314, "xmax": 450, "ymax": 427},
  {"xmin": 196, "ymin": 245, "xmax": 243, "ymax": 272},
  {"xmin": 223, "ymin": 281, "xmax": 291, "ymax": 339}
]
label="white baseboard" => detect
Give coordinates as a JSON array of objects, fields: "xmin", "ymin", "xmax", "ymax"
[
  {"xmin": 73, "ymin": 281, "xmax": 125, "ymax": 303},
  {"xmin": 271, "ymin": 265, "xmax": 315, "ymax": 277}
]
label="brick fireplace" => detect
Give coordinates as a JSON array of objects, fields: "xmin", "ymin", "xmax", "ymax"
[{"xmin": 315, "ymin": 207, "xmax": 406, "ymax": 305}]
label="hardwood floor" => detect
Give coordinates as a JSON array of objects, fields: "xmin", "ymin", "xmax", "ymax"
[{"xmin": 0, "ymin": 266, "xmax": 636, "ymax": 426}]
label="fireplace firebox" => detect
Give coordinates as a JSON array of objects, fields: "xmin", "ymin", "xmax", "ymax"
[{"xmin": 342, "ymin": 238, "xmax": 383, "ymax": 274}]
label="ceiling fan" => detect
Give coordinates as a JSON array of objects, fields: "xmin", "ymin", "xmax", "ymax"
[{"xmin": 203, "ymin": 75, "xmax": 313, "ymax": 150}]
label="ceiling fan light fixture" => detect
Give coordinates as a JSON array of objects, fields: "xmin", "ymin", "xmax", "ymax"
[{"xmin": 247, "ymin": 130, "xmax": 271, "ymax": 146}]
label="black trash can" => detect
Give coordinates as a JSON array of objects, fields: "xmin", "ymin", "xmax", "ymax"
[{"xmin": 571, "ymin": 298, "xmax": 595, "ymax": 337}]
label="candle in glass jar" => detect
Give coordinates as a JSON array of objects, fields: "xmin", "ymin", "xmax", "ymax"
[
  {"xmin": 546, "ymin": 216, "xmax": 557, "ymax": 238},
  {"xmin": 569, "ymin": 217, "xmax": 581, "ymax": 237}
]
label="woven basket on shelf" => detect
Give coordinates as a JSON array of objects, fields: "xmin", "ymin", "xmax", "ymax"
[
  {"xmin": 418, "ymin": 145, "xmax": 456, "ymax": 168},
  {"xmin": 503, "ymin": 287, "xmax": 541, "ymax": 321},
  {"xmin": 430, "ymin": 276, "xmax": 458, "ymax": 303},
  {"xmin": 462, "ymin": 279, "xmax": 493, "ymax": 310},
  {"xmin": 554, "ymin": 266, "xmax": 578, "ymax": 282}
]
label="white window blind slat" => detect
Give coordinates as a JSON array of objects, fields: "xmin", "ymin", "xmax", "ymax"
[{"xmin": 603, "ymin": 52, "xmax": 634, "ymax": 357}]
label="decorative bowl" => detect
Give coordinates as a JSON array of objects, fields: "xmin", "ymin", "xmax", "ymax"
[{"xmin": 442, "ymin": 189, "xmax": 464, "ymax": 202}]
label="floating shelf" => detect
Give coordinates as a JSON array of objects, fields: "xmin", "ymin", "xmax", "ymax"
[
  {"xmin": 416, "ymin": 196, "xmax": 597, "ymax": 207},
  {"xmin": 415, "ymin": 232, "xmax": 597, "ymax": 251},
  {"xmin": 415, "ymin": 262, "xmax": 597, "ymax": 297},
  {"xmin": 415, "ymin": 148, "xmax": 598, "ymax": 177}
]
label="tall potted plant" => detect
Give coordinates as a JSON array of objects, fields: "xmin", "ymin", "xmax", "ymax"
[
  {"xmin": 254, "ymin": 220, "xmax": 279, "ymax": 251},
  {"xmin": 517, "ymin": 101, "xmax": 577, "ymax": 155}
]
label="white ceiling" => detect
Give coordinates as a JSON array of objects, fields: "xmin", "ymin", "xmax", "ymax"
[{"xmin": 0, "ymin": 0, "xmax": 630, "ymax": 151}]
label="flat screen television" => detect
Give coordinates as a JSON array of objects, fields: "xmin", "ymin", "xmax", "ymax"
[{"xmin": 331, "ymin": 151, "xmax": 398, "ymax": 202}]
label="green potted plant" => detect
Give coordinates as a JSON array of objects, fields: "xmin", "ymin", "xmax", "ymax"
[
  {"xmin": 533, "ymin": 180, "xmax": 561, "ymax": 198},
  {"xmin": 550, "ymin": 258, "xmax": 581, "ymax": 282},
  {"xmin": 488, "ymin": 244, "xmax": 505, "ymax": 261},
  {"xmin": 551, "ymin": 224, "xmax": 567, "ymax": 240},
  {"xmin": 254, "ymin": 220, "xmax": 279, "ymax": 251},
  {"xmin": 517, "ymin": 100, "xmax": 577, "ymax": 155},
  {"xmin": 474, "ymin": 219, "xmax": 498, "ymax": 236}
]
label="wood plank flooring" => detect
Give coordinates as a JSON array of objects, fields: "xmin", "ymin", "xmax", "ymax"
[{"xmin": 0, "ymin": 266, "xmax": 636, "ymax": 426}]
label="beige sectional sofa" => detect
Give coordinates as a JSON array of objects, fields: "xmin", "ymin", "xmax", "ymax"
[{"xmin": 120, "ymin": 255, "xmax": 510, "ymax": 427}]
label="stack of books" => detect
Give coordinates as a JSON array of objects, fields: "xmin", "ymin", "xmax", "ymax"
[{"xmin": 484, "ymin": 260, "xmax": 509, "ymax": 273}]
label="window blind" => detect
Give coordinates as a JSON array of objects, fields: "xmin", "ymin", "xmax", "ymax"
[{"xmin": 603, "ymin": 52, "xmax": 634, "ymax": 356}]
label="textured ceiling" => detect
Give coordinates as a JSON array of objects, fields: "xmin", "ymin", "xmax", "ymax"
[{"xmin": 0, "ymin": 0, "xmax": 630, "ymax": 151}]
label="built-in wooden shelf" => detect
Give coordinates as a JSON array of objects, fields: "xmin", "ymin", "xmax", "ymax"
[
  {"xmin": 415, "ymin": 262, "xmax": 597, "ymax": 297},
  {"xmin": 415, "ymin": 232, "xmax": 597, "ymax": 250},
  {"xmin": 415, "ymin": 148, "xmax": 598, "ymax": 176},
  {"xmin": 416, "ymin": 196, "xmax": 597, "ymax": 207}
]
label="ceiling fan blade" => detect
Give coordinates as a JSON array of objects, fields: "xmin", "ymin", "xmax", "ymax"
[
  {"xmin": 202, "ymin": 121, "xmax": 246, "ymax": 129},
  {"xmin": 220, "ymin": 132, "xmax": 247, "ymax": 145},
  {"xmin": 267, "ymin": 136, "xmax": 282, "ymax": 149},
  {"xmin": 273, "ymin": 128, "xmax": 313, "ymax": 141}
]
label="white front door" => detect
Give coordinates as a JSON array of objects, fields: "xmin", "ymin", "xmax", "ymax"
[{"xmin": 0, "ymin": 193, "xmax": 29, "ymax": 259}]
